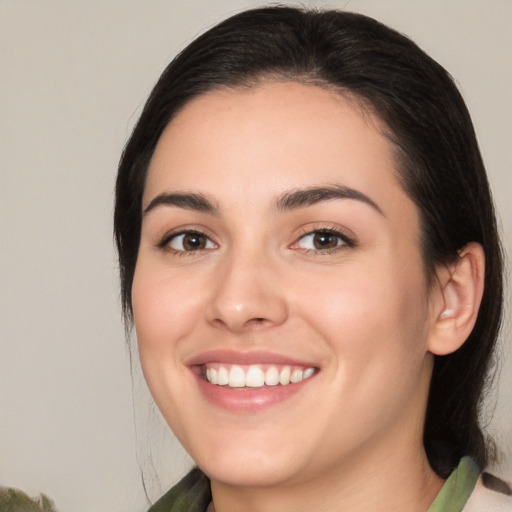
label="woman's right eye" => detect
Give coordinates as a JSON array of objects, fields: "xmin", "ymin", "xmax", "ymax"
[{"xmin": 164, "ymin": 231, "xmax": 216, "ymax": 252}]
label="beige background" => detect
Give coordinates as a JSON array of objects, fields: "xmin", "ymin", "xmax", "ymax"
[{"xmin": 1, "ymin": 1, "xmax": 511, "ymax": 511}]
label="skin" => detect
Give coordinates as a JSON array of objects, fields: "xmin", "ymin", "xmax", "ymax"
[{"xmin": 132, "ymin": 82, "xmax": 481, "ymax": 512}]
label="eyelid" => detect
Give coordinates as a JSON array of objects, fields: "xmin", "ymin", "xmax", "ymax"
[
  {"xmin": 157, "ymin": 225, "xmax": 219, "ymax": 253},
  {"xmin": 290, "ymin": 224, "xmax": 356, "ymax": 253}
]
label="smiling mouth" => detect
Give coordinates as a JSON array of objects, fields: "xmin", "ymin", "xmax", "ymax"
[{"xmin": 201, "ymin": 363, "xmax": 317, "ymax": 388}]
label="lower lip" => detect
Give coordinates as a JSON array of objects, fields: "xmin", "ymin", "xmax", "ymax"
[{"xmin": 193, "ymin": 371, "xmax": 315, "ymax": 413}]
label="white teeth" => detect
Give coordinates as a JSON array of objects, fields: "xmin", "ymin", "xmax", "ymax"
[
  {"xmin": 204, "ymin": 364, "xmax": 316, "ymax": 387},
  {"xmin": 229, "ymin": 365, "xmax": 246, "ymax": 387},
  {"xmin": 290, "ymin": 369, "xmax": 303, "ymax": 383},
  {"xmin": 207, "ymin": 367, "xmax": 218, "ymax": 385},
  {"xmin": 217, "ymin": 366, "xmax": 229, "ymax": 385},
  {"xmin": 264, "ymin": 366, "xmax": 279, "ymax": 386},
  {"xmin": 246, "ymin": 366, "xmax": 265, "ymax": 387},
  {"xmin": 279, "ymin": 367, "xmax": 291, "ymax": 385},
  {"xmin": 303, "ymin": 367, "xmax": 315, "ymax": 380}
]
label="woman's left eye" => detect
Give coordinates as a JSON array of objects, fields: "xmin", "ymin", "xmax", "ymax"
[
  {"xmin": 165, "ymin": 232, "xmax": 216, "ymax": 252},
  {"xmin": 294, "ymin": 230, "xmax": 353, "ymax": 252}
]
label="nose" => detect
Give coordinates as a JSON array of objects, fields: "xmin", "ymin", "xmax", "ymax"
[{"xmin": 205, "ymin": 248, "xmax": 288, "ymax": 333}]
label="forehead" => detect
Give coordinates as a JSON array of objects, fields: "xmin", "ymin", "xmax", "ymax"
[{"xmin": 144, "ymin": 81, "xmax": 413, "ymax": 222}]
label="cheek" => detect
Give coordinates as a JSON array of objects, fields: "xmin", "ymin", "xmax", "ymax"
[
  {"xmin": 130, "ymin": 262, "xmax": 208, "ymax": 439},
  {"xmin": 296, "ymin": 255, "xmax": 430, "ymax": 369},
  {"xmin": 131, "ymin": 263, "xmax": 205, "ymax": 361},
  {"xmin": 304, "ymin": 260, "xmax": 430, "ymax": 426}
]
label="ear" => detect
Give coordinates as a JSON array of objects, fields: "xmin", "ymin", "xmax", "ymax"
[{"xmin": 427, "ymin": 242, "xmax": 485, "ymax": 356}]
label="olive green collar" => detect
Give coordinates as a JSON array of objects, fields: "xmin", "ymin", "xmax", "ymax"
[
  {"xmin": 427, "ymin": 457, "xmax": 480, "ymax": 512},
  {"xmin": 147, "ymin": 468, "xmax": 211, "ymax": 512}
]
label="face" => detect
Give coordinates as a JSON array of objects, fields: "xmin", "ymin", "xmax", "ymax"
[{"xmin": 132, "ymin": 82, "xmax": 438, "ymax": 488}]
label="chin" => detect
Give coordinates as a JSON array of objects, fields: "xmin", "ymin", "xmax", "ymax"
[
  {"xmin": 201, "ymin": 459, "xmax": 300, "ymax": 488},
  {"xmin": 189, "ymin": 439, "xmax": 306, "ymax": 488}
]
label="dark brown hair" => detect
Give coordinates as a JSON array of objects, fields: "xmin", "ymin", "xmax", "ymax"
[{"xmin": 114, "ymin": 6, "xmax": 503, "ymax": 476}]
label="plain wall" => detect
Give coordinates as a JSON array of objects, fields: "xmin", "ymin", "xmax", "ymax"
[{"xmin": 1, "ymin": 1, "xmax": 510, "ymax": 511}]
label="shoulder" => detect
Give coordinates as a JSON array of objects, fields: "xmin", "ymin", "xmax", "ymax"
[{"xmin": 464, "ymin": 475, "xmax": 512, "ymax": 511}]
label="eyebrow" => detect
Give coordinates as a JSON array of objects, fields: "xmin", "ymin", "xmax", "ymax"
[
  {"xmin": 143, "ymin": 184, "xmax": 383, "ymax": 217},
  {"xmin": 275, "ymin": 185, "xmax": 384, "ymax": 216},
  {"xmin": 143, "ymin": 192, "xmax": 219, "ymax": 216}
]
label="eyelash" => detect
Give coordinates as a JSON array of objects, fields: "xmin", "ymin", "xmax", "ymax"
[
  {"xmin": 158, "ymin": 229, "xmax": 217, "ymax": 256},
  {"xmin": 157, "ymin": 226, "xmax": 356, "ymax": 256},
  {"xmin": 291, "ymin": 226, "xmax": 356, "ymax": 255}
]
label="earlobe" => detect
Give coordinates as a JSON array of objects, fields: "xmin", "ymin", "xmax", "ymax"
[{"xmin": 428, "ymin": 242, "xmax": 485, "ymax": 356}]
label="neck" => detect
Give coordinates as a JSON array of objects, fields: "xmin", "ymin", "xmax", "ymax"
[{"xmin": 209, "ymin": 438, "xmax": 444, "ymax": 512}]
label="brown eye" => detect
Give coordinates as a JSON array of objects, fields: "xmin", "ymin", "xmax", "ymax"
[
  {"xmin": 312, "ymin": 232, "xmax": 339, "ymax": 250},
  {"xmin": 168, "ymin": 232, "xmax": 215, "ymax": 251},
  {"xmin": 295, "ymin": 229, "xmax": 352, "ymax": 252}
]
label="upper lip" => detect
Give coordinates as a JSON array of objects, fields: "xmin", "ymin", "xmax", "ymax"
[{"xmin": 186, "ymin": 349, "xmax": 318, "ymax": 368}]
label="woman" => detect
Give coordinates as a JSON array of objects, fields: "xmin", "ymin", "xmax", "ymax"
[{"xmin": 114, "ymin": 6, "xmax": 510, "ymax": 511}]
